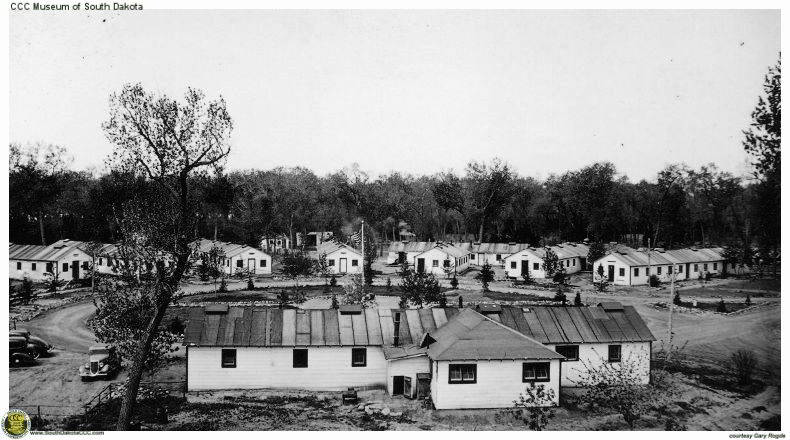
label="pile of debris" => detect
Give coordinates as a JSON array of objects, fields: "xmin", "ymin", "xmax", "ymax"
[{"xmin": 356, "ymin": 402, "xmax": 403, "ymax": 418}]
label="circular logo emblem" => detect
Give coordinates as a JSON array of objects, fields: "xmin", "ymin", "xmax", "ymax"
[{"xmin": 2, "ymin": 410, "xmax": 30, "ymax": 438}]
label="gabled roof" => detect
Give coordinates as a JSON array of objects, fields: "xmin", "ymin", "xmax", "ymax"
[
  {"xmin": 415, "ymin": 243, "xmax": 470, "ymax": 259},
  {"xmin": 9, "ymin": 240, "xmax": 90, "ymax": 262},
  {"xmin": 387, "ymin": 241, "xmax": 439, "ymax": 253},
  {"xmin": 426, "ymin": 309, "xmax": 564, "ymax": 361},
  {"xmin": 318, "ymin": 241, "xmax": 362, "ymax": 256},
  {"xmin": 599, "ymin": 246, "xmax": 725, "ymax": 267},
  {"xmin": 192, "ymin": 238, "xmax": 269, "ymax": 259},
  {"xmin": 504, "ymin": 242, "xmax": 591, "ymax": 262},
  {"xmin": 455, "ymin": 242, "xmax": 532, "ymax": 255}
]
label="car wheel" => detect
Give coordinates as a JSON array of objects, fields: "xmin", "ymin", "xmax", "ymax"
[{"xmin": 30, "ymin": 350, "xmax": 40, "ymax": 360}]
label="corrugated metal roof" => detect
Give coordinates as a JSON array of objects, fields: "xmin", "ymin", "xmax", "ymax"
[
  {"xmin": 600, "ymin": 246, "xmax": 725, "ymax": 266},
  {"xmin": 9, "ymin": 240, "xmax": 90, "ymax": 262},
  {"xmin": 184, "ymin": 303, "xmax": 655, "ymax": 349},
  {"xmin": 387, "ymin": 241, "xmax": 439, "ymax": 253},
  {"xmin": 505, "ymin": 243, "xmax": 591, "ymax": 262},
  {"xmin": 426, "ymin": 309, "xmax": 564, "ymax": 361}
]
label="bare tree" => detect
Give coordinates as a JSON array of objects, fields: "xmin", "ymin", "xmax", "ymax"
[{"xmin": 102, "ymin": 83, "xmax": 232, "ymax": 430}]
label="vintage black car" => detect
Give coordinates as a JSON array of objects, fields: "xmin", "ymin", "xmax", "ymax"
[
  {"xmin": 10, "ymin": 329, "xmax": 53, "ymax": 358},
  {"xmin": 79, "ymin": 344, "xmax": 121, "ymax": 381},
  {"xmin": 9, "ymin": 336, "xmax": 38, "ymax": 367}
]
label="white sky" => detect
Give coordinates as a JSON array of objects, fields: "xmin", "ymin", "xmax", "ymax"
[{"xmin": 9, "ymin": 9, "xmax": 780, "ymax": 181}]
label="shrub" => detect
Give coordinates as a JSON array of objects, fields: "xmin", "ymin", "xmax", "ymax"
[
  {"xmin": 664, "ymin": 418, "xmax": 687, "ymax": 431},
  {"xmin": 595, "ymin": 265, "xmax": 608, "ymax": 292},
  {"xmin": 745, "ymin": 293, "xmax": 752, "ymax": 306},
  {"xmin": 247, "ymin": 277, "xmax": 255, "ymax": 290},
  {"xmin": 478, "ymin": 262, "xmax": 495, "ymax": 291},
  {"xmin": 508, "ymin": 385, "xmax": 556, "ymax": 431},
  {"xmin": 673, "ymin": 291, "xmax": 681, "ymax": 306},
  {"xmin": 649, "ymin": 275, "xmax": 660, "ymax": 287},
  {"xmin": 329, "ymin": 274, "xmax": 337, "ymax": 286},
  {"xmin": 330, "ymin": 294, "xmax": 339, "ymax": 309},
  {"xmin": 574, "ymin": 291, "xmax": 582, "ymax": 306},
  {"xmin": 717, "ymin": 299, "xmax": 727, "ymax": 313},
  {"xmin": 18, "ymin": 278, "xmax": 35, "ymax": 305},
  {"xmin": 554, "ymin": 287, "xmax": 567, "ymax": 305},
  {"xmin": 450, "ymin": 275, "xmax": 458, "ymax": 289},
  {"xmin": 438, "ymin": 294, "xmax": 447, "ymax": 308},
  {"xmin": 386, "ymin": 277, "xmax": 392, "ymax": 292},
  {"xmin": 458, "ymin": 295, "xmax": 463, "ymax": 308},
  {"xmin": 730, "ymin": 350, "xmax": 757, "ymax": 385},
  {"xmin": 168, "ymin": 317, "xmax": 185, "ymax": 335},
  {"xmin": 218, "ymin": 277, "xmax": 227, "ymax": 293}
]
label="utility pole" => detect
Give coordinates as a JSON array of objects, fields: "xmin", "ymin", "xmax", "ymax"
[
  {"xmin": 667, "ymin": 267, "xmax": 675, "ymax": 361},
  {"xmin": 647, "ymin": 238, "xmax": 652, "ymax": 285}
]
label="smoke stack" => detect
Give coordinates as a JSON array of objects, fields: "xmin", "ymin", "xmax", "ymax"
[{"xmin": 393, "ymin": 312, "xmax": 401, "ymax": 347}]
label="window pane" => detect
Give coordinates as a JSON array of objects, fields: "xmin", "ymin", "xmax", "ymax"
[{"xmin": 450, "ymin": 368, "xmax": 461, "ymax": 380}]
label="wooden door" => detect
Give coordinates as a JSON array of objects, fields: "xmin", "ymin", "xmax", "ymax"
[
  {"xmin": 247, "ymin": 258, "xmax": 256, "ymax": 274},
  {"xmin": 71, "ymin": 261, "xmax": 79, "ymax": 280},
  {"xmin": 607, "ymin": 265, "xmax": 615, "ymax": 282},
  {"xmin": 521, "ymin": 260, "xmax": 529, "ymax": 276},
  {"xmin": 393, "ymin": 376, "xmax": 404, "ymax": 395},
  {"xmin": 417, "ymin": 258, "xmax": 425, "ymax": 273},
  {"xmin": 339, "ymin": 258, "xmax": 348, "ymax": 273}
]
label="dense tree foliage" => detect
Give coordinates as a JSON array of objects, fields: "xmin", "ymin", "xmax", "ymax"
[{"xmin": 9, "ymin": 157, "xmax": 769, "ymax": 251}]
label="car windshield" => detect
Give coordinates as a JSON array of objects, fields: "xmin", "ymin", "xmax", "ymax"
[{"xmin": 90, "ymin": 348, "xmax": 109, "ymax": 355}]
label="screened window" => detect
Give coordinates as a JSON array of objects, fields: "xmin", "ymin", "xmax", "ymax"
[
  {"xmin": 329, "ymin": 259, "xmax": 335, "ymax": 266},
  {"xmin": 448, "ymin": 364, "xmax": 476, "ymax": 384},
  {"xmin": 432, "ymin": 260, "xmax": 439, "ymax": 267},
  {"xmin": 619, "ymin": 268, "xmax": 625, "ymax": 277},
  {"xmin": 533, "ymin": 262, "xmax": 539, "ymax": 270},
  {"xmin": 608, "ymin": 345, "xmax": 622, "ymax": 362},
  {"xmin": 713, "ymin": 263, "xmax": 718, "ymax": 270},
  {"xmin": 236, "ymin": 260, "xmax": 243, "ymax": 268},
  {"xmin": 443, "ymin": 260, "xmax": 450, "ymax": 268},
  {"xmin": 351, "ymin": 348, "xmax": 367, "ymax": 367},
  {"xmin": 221, "ymin": 349, "xmax": 236, "ymax": 368},
  {"xmin": 470, "ymin": 254, "xmax": 475, "ymax": 260},
  {"xmin": 63, "ymin": 263, "xmax": 68, "ymax": 272},
  {"xmin": 46, "ymin": 262, "xmax": 53, "ymax": 273},
  {"xmin": 260, "ymin": 259, "xmax": 267, "ymax": 267},
  {"xmin": 293, "ymin": 349, "xmax": 308, "ymax": 368},
  {"xmin": 98, "ymin": 258, "xmax": 103, "ymax": 266},
  {"xmin": 657, "ymin": 266, "xmax": 662, "ymax": 275},
  {"xmin": 522, "ymin": 362, "xmax": 550, "ymax": 382},
  {"xmin": 634, "ymin": 268, "xmax": 639, "ymax": 277},
  {"xmin": 496, "ymin": 254, "xmax": 501, "ymax": 261},
  {"xmin": 16, "ymin": 262, "xmax": 21, "ymax": 270},
  {"xmin": 31, "ymin": 263, "xmax": 36, "ymax": 271},
  {"xmin": 678, "ymin": 265, "xmax": 683, "ymax": 273},
  {"xmin": 704, "ymin": 263, "xmax": 708, "ymax": 271},
  {"xmin": 351, "ymin": 260, "xmax": 359, "ymax": 267},
  {"xmin": 694, "ymin": 264, "xmax": 699, "ymax": 271},
  {"xmin": 511, "ymin": 261, "xmax": 517, "ymax": 269},
  {"xmin": 555, "ymin": 345, "xmax": 579, "ymax": 361}
]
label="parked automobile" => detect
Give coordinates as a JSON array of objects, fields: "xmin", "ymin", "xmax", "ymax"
[
  {"xmin": 9, "ymin": 336, "xmax": 38, "ymax": 367},
  {"xmin": 9, "ymin": 329, "xmax": 53, "ymax": 358},
  {"xmin": 79, "ymin": 344, "xmax": 121, "ymax": 381}
]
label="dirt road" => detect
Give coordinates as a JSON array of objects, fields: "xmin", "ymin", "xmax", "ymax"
[{"xmin": 9, "ymin": 301, "xmax": 125, "ymax": 416}]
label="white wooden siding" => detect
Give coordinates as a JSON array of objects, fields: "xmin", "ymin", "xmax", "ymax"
[
  {"xmin": 548, "ymin": 342, "xmax": 651, "ymax": 387},
  {"xmin": 386, "ymin": 356, "xmax": 430, "ymax": 396},
  {"xmin": 431, "ymin": 359, "xmax": 561, "ymax": 409},
  {"xmin": 187, "ymin": 346, "xmax": 386, "ymax": 391}
]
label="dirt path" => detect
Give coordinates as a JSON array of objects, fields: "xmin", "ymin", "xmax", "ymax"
[{"xmin": 9, "ymin": 301, "xmax": 127, "ymax": 415}]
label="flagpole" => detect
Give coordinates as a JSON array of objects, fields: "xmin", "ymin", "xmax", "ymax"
[{"xmin": 361, "ymin": 220, "xmax": 365, "ymax": 272}]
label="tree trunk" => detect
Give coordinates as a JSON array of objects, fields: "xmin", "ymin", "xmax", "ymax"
[
  {"xmin": 478, "ymin": 219, "xmax": 485, "ymax": 243},
  {"xmin": 213, "ymin": 217, "xmax": 218, "ymax": 241},
  {"xmin": 115, "ymin": 289, "xmax": 172, "ymax": 430},
  {"xmin": 38, "ymin": 211, "xmax": 46, "ymax": 245}
]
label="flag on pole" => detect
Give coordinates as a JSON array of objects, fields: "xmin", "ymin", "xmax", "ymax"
[{"xmin": 348, "ymin": 231, "xmax": 362, "ymax": 248}]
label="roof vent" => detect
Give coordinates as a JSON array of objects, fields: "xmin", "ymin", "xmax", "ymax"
[
  {"xmin": 477, "ymin": 304, "xmax": 502, "ymax": 314},
  {"xmin": 598, "ymin": 302, "xmax": 624, "ymax": 312},
  {"xmin": 339, "ymin": 304, "xmax": 362, "ymax": 315}
]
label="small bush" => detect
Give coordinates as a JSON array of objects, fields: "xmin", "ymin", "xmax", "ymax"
[
  {"xmin": 508, "ymin": 385, "xmax": 556, "ymax": 431},
  {"xmin": 450, "ymin": 275, "xmax": 458, "ymax": 289},
  {"xmin": 218, "ymin": 278, "xmax": 227, "ymax": 293},
  {"xmin": 574, "ymin": 291, "xmax": 582, "ymax": 306},
  {"xmin": 330, "ymin": 294, "xmax": 339, "ymax": 309},
  {"xmin": 458, "ymin": 295, "xmax": 463, "ymax": 308},
  {"xmin": 247, "ymin": 277, "xmax": 255, "ymax": 290},
  {"xmin": 386, "ymin": 277, "xmax": 392, "ymax": 292},
  {"xmin": 731, "ymin": 350, "xmax": 757, "ymax": 385},
  {"xmin": 330, "ymin": 274, "xmax": 337, "ymax": 286},
  {"xmin": 554, "ymin": 287, "xmax": 567, "ymax": 305},
  {"xmin": 438, "ymin": 293, "xmax": 447, "ymax": 308},
  {"xmin": 745, "ymin": 293, "xmax": 752, "ymax": 306},
  {"xmin": 673, "ymin": 291, "xmax": 681, "ymax": 305},
  {"xmin": 649, "ymin": 275, "xmax": 660, "ymax": 287},
  {"xmin": 168, "ymin": 317, "xmax": 186, "ymax": 335},
  {"xmin": 717, "ymin": 299, "xmax": 727, "ymax": 313}
]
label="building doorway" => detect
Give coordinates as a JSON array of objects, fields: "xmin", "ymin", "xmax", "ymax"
[
  {"xmin": 607, "ymin": 265, "xmax": 615, "ymax": 282},
  {"xmin": 339, "ymin": 258, "xmax": 348, "ymax": 273},
  {"xmin": 417, "ymin": 258, "xmax": 425, "ymax": 273},
  {"xmin": 521, "ymin": 260, "xmax": 529, "ymax": 277},
  {"xmin": 71, "ymin": 261, "xmax": 79, "ymax": 280}
]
